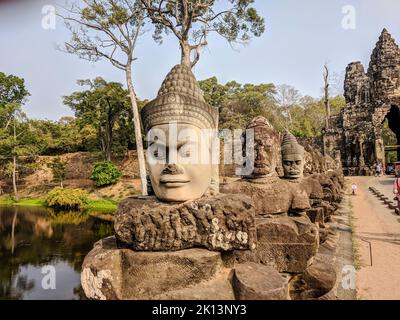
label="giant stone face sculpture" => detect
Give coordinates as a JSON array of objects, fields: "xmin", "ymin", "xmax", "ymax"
[
  {"xmin": 246, "ymin": 116, "xmax": 280, "ymax": 178},
  {"xmin": 141, "ymin": 64, "xmax": 219, "ymax": 202},
  {"xmin": 221, "ymin": 116, "xmax": 310, "ymax": 216},
  {"xmin": 281, "ymin": 132, "xmax": 305, "ymax": 180}
]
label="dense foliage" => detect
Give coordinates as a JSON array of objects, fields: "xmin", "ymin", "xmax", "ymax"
[
  {"xmin": 198, "ymin": 77, "xmax": 346, "ymax": 136},
  {"xmin": 47, "ymin": 157, "xmax": 67, "ymax": 187},
  {"xmin": 45, "ymin": 187, "xmax": 89, "ymax": 210},
  {"xmin": 63, "ymin": 78, "xmax": 138, "ymax": 161},
  {"xmin": 90, "ymin": 161, "xmax": 122, "ymax": 187}
]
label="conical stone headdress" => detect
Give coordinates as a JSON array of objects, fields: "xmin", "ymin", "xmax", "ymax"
[
  {"xmin": 141, "ymin": 64, "xmax": 219, "ymax": 132},
  {"xmin": 281, "ymin": 131, "xmax": 304, "ymax": 158}
]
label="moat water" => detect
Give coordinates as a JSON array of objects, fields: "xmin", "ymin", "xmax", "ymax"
[{"xmin": 0, "ymin": 205, "xmax": 114, "ymax": 300}]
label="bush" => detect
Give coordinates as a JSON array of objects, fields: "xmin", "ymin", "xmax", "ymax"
[
  {"xmin": 45, "ymin": 187, "xmax": 88, "ymax": 210},
  {"xmin": 90, "ymin": 161, "xmax": 122, "ymax": 187}
]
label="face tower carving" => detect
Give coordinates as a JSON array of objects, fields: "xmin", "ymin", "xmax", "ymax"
[
  {"xmin": 245, "ymin": 116, "xmax": 280, "ymax": 179},
  {"xmin": 141, "ymin": 64, "xmax": 219, "ymax": 202},
  {"xmin": 281, "ymin": 132, "xmax": 305, "ymax": 180}
]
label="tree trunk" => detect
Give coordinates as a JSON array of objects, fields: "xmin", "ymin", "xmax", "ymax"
[
  {"xmin": 180, "ymin": 40, "xmax": 192, "ymax": 68},
  {"xmin": 323, "ymin": 65, "xmax": 331, "ymax": 129},
  {"xmin": 106, "ymin": 125, "xmax": 112, "ymax": 162},
  {"xmin": 11, "ymin": 208, "xmax": 18, "ymax": 255},
  {"xmin": 106, "ymin": 105, "xmax": 113, "ymax": 162},
  {"xmin": 12, "ymin": 116, "xmax": 18, "ymax": 201},
  {"xmin": 126, "ymin": 64, "xmax": 148, "ymax": 196}
]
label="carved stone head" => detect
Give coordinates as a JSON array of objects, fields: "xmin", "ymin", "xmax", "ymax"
[
  {"xmin": 281, "ymin": 132, "xmax": 305, "ymax": 179},
  {"xmin": 245, "ymin": 116, "xmax": 280, "ymax": 178},
  {"xmin": 141, "ymin": 64, "xmax": 219, "ymax": 202}
]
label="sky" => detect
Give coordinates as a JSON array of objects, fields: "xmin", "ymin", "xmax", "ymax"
[{"xmin": 1, "ymin": 0, "xmax": 400, "ymax": 121}]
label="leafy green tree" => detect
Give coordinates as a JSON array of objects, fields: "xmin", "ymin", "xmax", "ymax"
[
  {"xmin": 0, "ymin": 72, "xmax": 29, "ymax": 108},
  {"xmin": 90, "ymin": 161, "xmax": 122, "ymax": 187},
  {"xmin": 198, "ymin": 77, "xmax": 228, "ymax": 107},
  {"xmin": 63, "ymin": 77, "xmax": 134, "ymax": 161},
  {"xmin": 290, "ymin": 95, "xmax": 345, "ymax": 137},
  {"xmin": 60, "ymin": 0, "xmax": 148, "ymax": 195},
  {"xmin": 47, "ymin": 157, "xmax": 67, "ymax": 188},
  {"xmin": 141, "ymin": 0, "xmax": 265, "ymax": 68},
  {"xmin": 199, "ymin": 77, "xmax": 280, "ymax": 130},
  {"xmin": 0, "ymin": 73, "xmax": 33, "ymax": 200}
]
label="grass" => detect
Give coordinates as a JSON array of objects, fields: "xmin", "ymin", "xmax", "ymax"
[
  {"xmin": 0, "ymin": 196, "xmax": 119, "ymax": 213},
  {"xmin": 348, "ymin": 193, "xmax": 362, "ymax": 271},
  {"xmin": 85, "ymin": 199, "xmax": 118, "ymax": 213},
  {"xmin": 0, "ymin": 196, "xmax": 45, "ymax": 207}
]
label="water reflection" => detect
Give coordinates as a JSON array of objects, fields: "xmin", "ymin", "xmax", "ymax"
[{"xmin": 0, "ymin": 205, "xmax": 114, "ymax": 300}]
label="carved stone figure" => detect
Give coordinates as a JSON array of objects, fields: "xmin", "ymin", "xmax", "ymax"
[
  {"xmin": 220, "ymin": 117, "xmax": 318, "ymax": 274},
  {"xmin": 112, "ymin": 64, "xmax": 256, "ymax": 251},
  {"xmin": 221, "ymin": 117, "xmax": 310, "ymax": 217},
  {"xmin": 141, "ymin": 64, "xmax": 219, "ymax": 202},
  {"xmin": 81, "ymin": 65, "xmax": 257, "ymax": 300},
  {"xmin": 281, "ymin": 131, "xmax": 305, "ymax": 180}
]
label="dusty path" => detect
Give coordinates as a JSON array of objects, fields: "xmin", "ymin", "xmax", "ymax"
[{"xmin": 349, "ymin": 176, "xmax": 400, "ymax": 300}]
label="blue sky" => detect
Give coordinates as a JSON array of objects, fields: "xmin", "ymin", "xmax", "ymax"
[{"xmin": 1, "ymin": 0, "xmax": 400, "ymax": 120}]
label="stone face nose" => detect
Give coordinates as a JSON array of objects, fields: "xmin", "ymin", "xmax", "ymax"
[{"xmin": 162, "ymin": 164, "xmax": 184, "ymax": 175}]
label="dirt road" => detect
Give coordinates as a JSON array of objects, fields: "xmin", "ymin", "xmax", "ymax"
[{"xmin": 349, "ymin": 176, "xmax": 400, "ymax": 300}]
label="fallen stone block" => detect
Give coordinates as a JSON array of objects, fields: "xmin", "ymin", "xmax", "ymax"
[
  {"xmin": 289, "ymin": 254, "xmax": 337, "ymax": 300},
  {"xmin": 232, "ymin": 262, "xmax": 289, "ymax": 300}
]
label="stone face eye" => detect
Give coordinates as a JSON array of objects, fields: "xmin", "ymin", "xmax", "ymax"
[
  {"xmin": 295, "ymin": 161, "xmax": 302, "ymax": 165},
  {"xmin": 153, "ymin": 148, "xmax": 166, "ymax": 160},
  {"xmin": 179, "ymin": 147, "xmax": 191, "ymax": 158}
]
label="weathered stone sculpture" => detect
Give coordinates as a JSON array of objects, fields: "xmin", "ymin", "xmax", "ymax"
[
  {"xmin": 114, "ymin": 64, "xmax": 256, "ymax": 251},
  {"xmin": 81, "ymin": 65, "xmax": 257, "ymax": 300},
  {"xmin": 141, "ymin": 64, "xmax": 219, "ymax": 202},
  {"xmin": 115, "ymin": 194, "xmax": 256, "ymax": 251},
  {"xmin": 221, "ymin": 117, "xmax": 310, "ymax": 217},
  {"xmin": 281, "ymin": 131, "xmax": 305, "ymax": 181},
  {"xmin": 81, "ymin": 66, "xmax": 343, "ymax": 301},
  {"xmin": 221, "ymin": 117, "xmax": 318, "ymax": 274},
  {"xmin": 280, "ymin": 133, "xmax": 328, "ymax": 225}
]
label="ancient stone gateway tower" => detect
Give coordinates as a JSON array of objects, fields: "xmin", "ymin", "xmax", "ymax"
[{"xmin": 324, "ymin": 29, "xmax": 400, "ymax": 175}]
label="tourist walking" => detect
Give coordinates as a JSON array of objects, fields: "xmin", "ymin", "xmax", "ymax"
[
  {"xmin": 376, "ymin": 163, "xmax": 382, "ymax": 177},
  {"xmin": 351, "ymin": 183, "xmax": 357, "ymax": 195},
  {"xmin": 393, "ymin": 177, "xmax": 400, "ymax": 212}
]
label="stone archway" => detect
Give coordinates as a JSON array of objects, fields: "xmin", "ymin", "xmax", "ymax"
[
  {"xmin": 385, "ymin": 104, "xmax": 400, "ymax": 161},
  {"xmin": 323, "ymin": 29, "xmax": 400, "ymax": 175}
]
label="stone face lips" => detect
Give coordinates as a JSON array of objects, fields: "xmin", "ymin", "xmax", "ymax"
[{"xmin": 114, "ymin": 194, "xmax": 256, "ymax": 252}]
